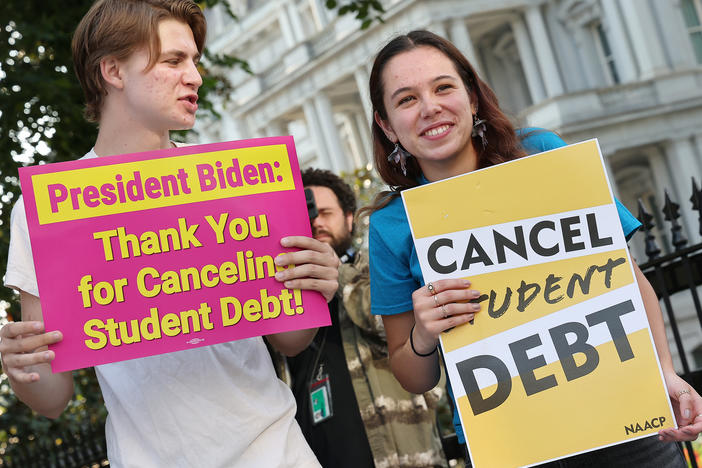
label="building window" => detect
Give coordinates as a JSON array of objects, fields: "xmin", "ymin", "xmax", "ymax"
[
  {"xmin": 682, "ymin": 0, "xmax": 702, "ymax": 63},
  {"xmin": 594, "ymin": 22, "xmax": 620, "ymax": 85}
]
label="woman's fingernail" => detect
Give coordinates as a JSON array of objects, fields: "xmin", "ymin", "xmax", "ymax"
[
  {"xmin": 685, "ymin": 409, "xmax": 691, "ymax": 419},
  {"xmin": 33, "ymin": 322, "xmax": 42, "ymax": 330},
  {"xmin": 463, "ymin": 280, "xmax": 471, "ymax": 287},
  {"xmin": 472, "ymin": 303, "xmax": 480, "ymax": 311},
  {"xmin": 44, "ymin": 351, "xmax": 52, "ymax": 360},
  {"xmin": 280, "ymin": 237, "xmax": 291, "ymax": 246}
]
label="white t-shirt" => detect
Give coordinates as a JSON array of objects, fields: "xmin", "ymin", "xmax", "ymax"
[{"xmin": 5, "ymin": 150, "xmax": 319, "ymax": 468}]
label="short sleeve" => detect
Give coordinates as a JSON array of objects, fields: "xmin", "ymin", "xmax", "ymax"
[
  {"xmin": 519, "ymin": 128, "xmax": 566, "ymax": 153},
  {"xmin": 5, "ymin": 197, "xmax": 40, "ymax": 297},
  {"xmin": 614, "ymin": 198, "xmax": 641, "ymax": 241},
  {"xmin": 368, "ymin": 217, "xmax": 416, "ymax": 316}
]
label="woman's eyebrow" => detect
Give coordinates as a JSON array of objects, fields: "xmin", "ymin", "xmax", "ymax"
[{"xmin": 389, "ymin": 75, "xmax": 458, "ymax": 100}]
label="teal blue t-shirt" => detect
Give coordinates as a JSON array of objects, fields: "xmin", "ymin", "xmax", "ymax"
[{"xmin": 368, "ymin": 128, "xmax": 641, "ymax": 443}]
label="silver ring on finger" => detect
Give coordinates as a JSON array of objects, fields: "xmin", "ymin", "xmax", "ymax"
[
  {"xmin": 441, "ymin": 303, "xmax": 449, "ymax": 319},
  {"xmin": 433, "ymin": 294, "xmax": 440, "ymax": 308},
  {"xmin": 677, "ymin": 388, "xmax": 692, "ymax": 398},
  {"xmin": 427, "ymin": 282, "xmax": 436, "ymax": 295}
]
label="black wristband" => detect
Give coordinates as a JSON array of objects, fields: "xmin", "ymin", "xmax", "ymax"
[{"xmin": 410, "ymin": 324, "xmax": 437, "ymax": 357}]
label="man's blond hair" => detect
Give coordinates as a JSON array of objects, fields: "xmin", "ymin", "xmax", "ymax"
[{"xmin": 72, "ymin": 0, "xmax": 206, "ymax": 122}]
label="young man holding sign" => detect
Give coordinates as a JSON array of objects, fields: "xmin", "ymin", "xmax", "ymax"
[{"xmin": 0, "ymin": 1, "xmax": 337, "ymax": 466}]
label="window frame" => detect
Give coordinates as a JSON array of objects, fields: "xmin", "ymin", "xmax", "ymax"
[{"xmin": 682, "ymin": 0, "xmax": 702, "ymax": 63}]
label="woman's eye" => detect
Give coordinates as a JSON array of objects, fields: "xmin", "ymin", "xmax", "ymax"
[
  {"xmin": 398, "ymin": 95, "xmax": 414, "ymax": 105},
  {"xmin": 437, "ymin": 84, "xmax": 454, "ymax": 92}
]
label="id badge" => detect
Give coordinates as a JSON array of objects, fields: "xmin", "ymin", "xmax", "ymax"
[{"xmin": 309, "ymin": 372, "xmax": 333, "ymax": 424}]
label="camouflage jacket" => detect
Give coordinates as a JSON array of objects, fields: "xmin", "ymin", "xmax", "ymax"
[{"xmin": 274, "ymin": 252, "xmax": 448, "ymax": 468}]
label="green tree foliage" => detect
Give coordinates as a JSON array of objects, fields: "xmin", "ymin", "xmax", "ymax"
[
  {"xmin": 325, "ymin": 0, "xmax": 385, "ymax": 29},
  {"xmin": 0, "ymin": 2, "xmax": 102, "ymax": 460},
  {"xmin": 0, "ymin": 0, "xmax": 385, "ymax": 464},
  {"xmin": 341, "ymin": 164, "xmax": 384, "ymax": 248}
]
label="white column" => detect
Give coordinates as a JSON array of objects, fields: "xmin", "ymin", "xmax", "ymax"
[
  {"xmin": 649, "ymin": 147, "xmax": 675, "ymax": 212},
  {"xmin": 571, "ymin": 26, "xmax": 603, "ymax": 88},
  {"xmin": 302, "ymin": 99, "xmax": 332, "ymax": 170},
  {"xmin": 353, "ymin": 111, "xmax": 373, "ymax": 166},
  {"xmin": 247, "ymin": 117, "xmax": 266, "ymax": 138},
  {"xmin": 266, "ymin": 119, "xmax": 286, "ymax": 137},
  {"xmin": 524, "ymin": 5, "xmax": 564, "ymax": 97},
  {"xmin": 511, "ymin": 16, "xmax": 546, "ymax": 104},
  {"xmin": 429, "ymin": 21, "xmax": 448, "ymax": 39},
  {"xmin": 648, "ymin": 147, "xmax": 675, "ymax": 253},
  {"xmin": 353, "ymin": 67, "xmax": 373, "ymax": 126},
  {"xmin": 602, "ymin": 152, "xmax": 621, "ymax": 200},
  {"xmin": 448, "ymin": 19, "xmax": 482, "ymax": 75},
  {"xmin": 666, "ymin": 138, "xmax": 702, "ymax": 243},
  {"xmin": 655, "ymin": 0, "xmax": 697, "ymax": 68},
  {"xmin": 341, "ymin": 113, "xmax": 364, "ymax": 169},
  {"xmin": 599, "ymin": 0, "xmax": 638, "ymax": 82},
  {"xmin": 220, "ymin": 115, "xmax": 248, "ymax": 141},
  {"xmin": 286, "ymin": 1, "xmax": 306, "ymax": 42},
  {"xmin": 694, "ymin": 134, "xmax": 702, "ymax": 172},
  {"xmin": 278, "ymin": 7, "xmax": 296, "ymax": 48},
  {"xmin": 310, "ymin": 0, "xmax": 329, "ymax": 30},
  {"xmin": 618, "ymin": 0, "xmax": 668, "ymax": 79},
  {"xmin": 195, "ymin": 121, "xmax": 217, "ymax": 144},
  {"xmin": 314, "ymin": 92, "xmax": 346, "ymax": 173},
  {"xmin": 690, "ymin": 133, "xmax": 702, "ymax": 236}
]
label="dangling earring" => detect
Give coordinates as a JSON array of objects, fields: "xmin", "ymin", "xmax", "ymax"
[
  {"xmin": 472, "ymin": 114, "xmax": 488, "ymax": 149},
  {"xmin": 387, "ymin": 143, "xmax": 412, "ymax": 176}
]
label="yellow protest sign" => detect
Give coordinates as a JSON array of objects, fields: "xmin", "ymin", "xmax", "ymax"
[{"xmin": 402, "ymin": 140, "xmax": 675, "ymax": 468}]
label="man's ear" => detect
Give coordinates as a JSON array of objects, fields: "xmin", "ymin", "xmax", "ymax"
[
  {"xmin": 100, "ymin": 56, "xmax": 124, "ymax": 90},
  {"xmin": 345, "ymin": 212, "xmax": 354, "ymax": 235},
  {"xmin": 374, "ymin": 111, "xmax": 397, "ymax": 143}
]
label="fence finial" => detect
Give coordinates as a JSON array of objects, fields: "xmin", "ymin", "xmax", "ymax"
[
  {"xmin": 663, "ymin": 189, "xmax": 688, "ymax": 250},
  {"xmin": 691, "ymin": 177, "xmax": 702, "ymax": 237},
  {"xmin": 637, "ymin": 198, "xmax": 661, "ymax": 260}
]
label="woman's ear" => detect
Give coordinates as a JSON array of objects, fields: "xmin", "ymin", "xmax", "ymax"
[
  {"xmin": 100, "ymin": 56, "xmax": 124, "ymax": 90},
  {"xmin": 374, "ymin": 111, "xmax": 397, "ymax": 143}
]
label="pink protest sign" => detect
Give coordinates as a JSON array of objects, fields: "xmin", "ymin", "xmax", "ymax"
[{"xmin": 19, "ymin": 137, "xmax": 330, "ymax": 372}]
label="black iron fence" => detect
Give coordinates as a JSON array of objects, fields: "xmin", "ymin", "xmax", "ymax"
[
  {"xmin": 0, "ymin": 423, "xmax": 108, "ymax": 468},
  {"xmin": 637, "ymin": 178, "xmax": 702, "ymax": 467}
]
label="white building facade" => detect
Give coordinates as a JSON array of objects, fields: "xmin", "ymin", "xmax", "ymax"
[{"xmin": 202, "ymin": 0, "xmax": 702, "ymax": 369}]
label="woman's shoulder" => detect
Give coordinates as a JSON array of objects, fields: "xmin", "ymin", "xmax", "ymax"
[
  {"xmin": 517, "ymin": 127, "xmax": 566, "ymax": 154},
  {"xmin": 369, "ymin": 194, "xmax": 413, "ymax": 248},
  {"xmin": 369, "ymin": 193, "xmax": 407, "ymax": 226}
]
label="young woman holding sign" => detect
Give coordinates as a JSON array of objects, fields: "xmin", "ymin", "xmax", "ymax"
[{"xmin": 366, "ymin": 30, "xmax": 701, "ymax": 466}]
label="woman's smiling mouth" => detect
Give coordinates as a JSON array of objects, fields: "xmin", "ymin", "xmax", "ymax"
[{"xmin": 422, "ymin": 124, "xmax": 451, "ymax": 137}]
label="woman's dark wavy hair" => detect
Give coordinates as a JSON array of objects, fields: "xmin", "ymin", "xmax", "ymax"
[{"xmin": 362, "ymin": 30, "xmax": 527, "ymax": 215}]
